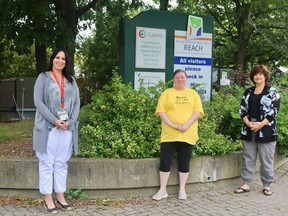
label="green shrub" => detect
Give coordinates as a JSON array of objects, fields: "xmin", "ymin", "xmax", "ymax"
[
  {"xmin": 65, "ymin": 188, "xmax": 88, "ymax": 201},
  {"xmin": 195, "ymin": 113, "xmax": 242, "ymax": 157},
  {"xmin": 194, "ymin": 85, "xmax": 244, "ymax": 156},
  {"xmin": 78, "ymin": 72, "xmax": 243, "ymax": 158},
  {"xmin": 276, "ymin": 87, "xmax": 288, "ymax": 156},
  {"xmin": 204, "ymin": 85, "xmax": 244, "ymax": 141},
  {"xmin": 267, "ymin": 72, "xmax": 288, "ymax": 155},
  {"xmin": 78, "ymin": 71, "xmax": 166, "ymax": 158},
  {"xmin": 78, "ymin": 72, "xmax": 288, "ymax": 158}
]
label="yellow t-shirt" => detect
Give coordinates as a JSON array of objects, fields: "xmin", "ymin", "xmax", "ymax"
[{"xmin": 155, "ymin": 87, "xmax": 204, "ymax": 145}]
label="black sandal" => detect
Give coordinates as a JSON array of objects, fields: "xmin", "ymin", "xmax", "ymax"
[
  {"xmin": 44, "ymin": 202, "xmax": 57, "ymax": 213},
  {"xmin": 262, "ymin": 188, "xmax": 272, "ymax": 196},
  {"xmin": 56, "ymin": 199, "xmax": 72, "ymax": 211},
  {"xmin": 234, "ymin": 187, "xmax": 250, "ymax": 194}
]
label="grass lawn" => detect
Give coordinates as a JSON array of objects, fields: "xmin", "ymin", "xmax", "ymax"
[{"xmin": 0, "ymin": 119, "xmax": 34, "ymax": 142}]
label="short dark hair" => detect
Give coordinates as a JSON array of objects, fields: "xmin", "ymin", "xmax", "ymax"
[
  {"xmin": 173, "ymin": 69, "xmax": 187, "ymax": 78},
  {"xmin": 250, "ymin": 64, "xmax": 270, "ymax": 84}
]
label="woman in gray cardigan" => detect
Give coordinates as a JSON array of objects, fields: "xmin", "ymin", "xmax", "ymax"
[{"xmin": 33, "ymin": 48, "xmax": 80, "ymax": 213}]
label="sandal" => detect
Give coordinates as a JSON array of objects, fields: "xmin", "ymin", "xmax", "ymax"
[
  {"xmin": 234, "ymin": 187, "xmax": 250, "ymax": 194},
  {"xmin": 56, "ymin": 199, "xmax": 72, "ymax": 211},
  {"xmin": 262, "ymin": 188, "xmax": 272, "ymax": 196},
  {"xmin": 44, "ymin": 202, "xmax": 57, "ymax": 214}
]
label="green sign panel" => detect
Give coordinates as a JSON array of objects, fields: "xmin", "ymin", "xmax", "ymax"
[{"xmin": 119, "ymin": 10, "xmax": 214, "ymax": 100}]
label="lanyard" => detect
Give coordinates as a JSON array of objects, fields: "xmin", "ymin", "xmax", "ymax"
[{"xmin": 51, "ymin": 70, "xmax": 65, "ymax": 108}]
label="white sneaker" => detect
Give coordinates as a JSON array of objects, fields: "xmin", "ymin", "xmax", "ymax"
[
  {"xmin": 178, "ymin": 191, "xmax": 187, "ymax": 200},
  {"xmin": 152, "ymin": 191, "xmax": 168, "ymax": 200}
]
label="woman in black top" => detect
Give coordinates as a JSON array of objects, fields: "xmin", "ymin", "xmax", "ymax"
[{"xmin": 234, "ymin": 64, "xmax": 280, "ymax": 196}]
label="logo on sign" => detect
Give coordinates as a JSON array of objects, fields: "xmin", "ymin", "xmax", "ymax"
[
  {"xmin": 186, "ymin": 15, "xmax": 203, "ymax": 39},
  {"xmin": 139, "ymin": 30, "xmax": 146, "ymax": 38}
]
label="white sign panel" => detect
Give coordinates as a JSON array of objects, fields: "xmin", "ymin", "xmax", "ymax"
[
  {"xmin": 135, "ymin": 27, "xmax": 166, "ymax": 69},
  {"xmin": 174, "ymin": 30, "xmax": 213, "ymax": 100},
  {"xmin": 134, "ymin": 72, "xmax": 165, "ymax": 91}
]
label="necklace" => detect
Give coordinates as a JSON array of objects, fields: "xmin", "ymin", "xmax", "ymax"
[{"xmin": 254, "ymin": 87, "xmax": 264, "ymax": 94}]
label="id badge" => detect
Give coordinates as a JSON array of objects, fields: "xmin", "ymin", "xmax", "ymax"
[{"xmin": 57, "ymin": 110, "xmax": 68, "ymax": 121}]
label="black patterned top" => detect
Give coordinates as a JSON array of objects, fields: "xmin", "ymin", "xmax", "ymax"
[{"xmin": 239, "ymin": 85, "xmax": 280, "ymax": 143}]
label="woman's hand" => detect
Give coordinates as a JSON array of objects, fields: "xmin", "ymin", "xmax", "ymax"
[
  {"xmin": 177, "ymin": 112, "xmax": 201, "ymax": 132},
  {"xmin": 246, "ymin": 121, "xmax": 254, "ymax": 129},
  {"xmin": 250, "ymin": 120, "xmax": 268, "ymax": 132},
  {"xmin": 178, "ymin": 124, "xmax": 189, "ymax": 132},
  {"xmin": 249, "ymin": 122, "xmax": 259, "ymax": 132},
  {"xmin": 54, "ymin": 120, "xmax": 69, "ymax": 130},
  {"xmin": 170, "ymin": 123, "xmax": 188, "ymax": 132},
  {"xmin": 170, "ymin": 123, "xmax": 181, "ymax": 130}
]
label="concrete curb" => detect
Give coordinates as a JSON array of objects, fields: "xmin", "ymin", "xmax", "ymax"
[{"xmin": 0, "ymin": 151, "xmax": 287, "ymax": 198}]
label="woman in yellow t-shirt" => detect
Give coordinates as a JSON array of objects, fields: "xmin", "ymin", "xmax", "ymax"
[{"xmin": 152, "ymin": 69, "xmax": 204, "ymax": 201}]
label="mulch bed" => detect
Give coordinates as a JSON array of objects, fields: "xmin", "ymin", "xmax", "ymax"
[{"xmin": 0, "ymin": 138, "xmax": 35, "ymax": 158}]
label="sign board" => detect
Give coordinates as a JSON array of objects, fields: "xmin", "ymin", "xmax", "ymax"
[
  {"xmin": 119, "ymin": 10, "xmax": 214, "ymax": 100},
  {"xmin": 174, "ymin": 29, "xmax": 213, "ymax": 100},
  {"xmin": 134, "ymin": 72, "xmax": 165, "ymax": 91},
  {"xmin": 135, "ymin": 27, "xmax": 166, "ymax": 69}
]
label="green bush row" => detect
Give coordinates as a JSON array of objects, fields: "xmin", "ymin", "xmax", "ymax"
[
  {"xmin": 78, "ymin": 71, "xmax": 288, "ymax": 159},
  {"xmin": 78, "ymin": 72, "xmax": 163, "ymax": 158}
]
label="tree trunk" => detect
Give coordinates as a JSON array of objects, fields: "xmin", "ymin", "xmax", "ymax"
[
  {"xmin": 235, "ymin": 40, "xmax": 247, "ymax": 86},
  {"xmin": 53, "ymin": 0, "xmax": 77, "ymax": 75},
  {"xmin": 234, "ymin": 2, "xmax": 251, "ymax": 87},
  {"xmin": 178, "ymin": 0, "xmax": 185, "ymax": 12},
  {"xmin": 35, "ymin": 43, "xmax": 47, "ymax": 74},
  {"xmin": 51, "ymin": 0, "xmax": 99, "ymax": 75},
  {"xmin": 160, "ymin": 0, "xmax": 169, "ymax": 10}
]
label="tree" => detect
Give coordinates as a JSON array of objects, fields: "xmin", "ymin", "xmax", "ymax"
[
  {"xmin": 51, "ymin": 0, "xmax": 101, "ymax": 73},
  {"xmin": 0, "ymin": 39, "xmax": 36, "ymax": 79},
  {"xmin": 0, "ymin": 0, "xmax": 55, "ymax": 75},
  {"xmin": 77, "ymin": 0, "xmax": 145, "ymax": 105},
  {"xmin": 181, "ymin": 0, "xmax": 288, "ymax": 86},
  {"xmin": 0, "ymin": 0, "xmax": 101, "ymax": 76}
]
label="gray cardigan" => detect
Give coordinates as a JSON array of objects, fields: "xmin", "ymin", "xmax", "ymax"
[{"xmin": 33, "ymin": 71, "xmax": 80, "ymax": 154}]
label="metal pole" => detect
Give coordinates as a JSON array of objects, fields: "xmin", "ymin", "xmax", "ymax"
[
  {"xmin": 11, "ymin": 89, "xmax": 21, "ymax": 120},
  {"xmin": 22, "ymin": 87, "xmax": 25, "ymax": 120}
]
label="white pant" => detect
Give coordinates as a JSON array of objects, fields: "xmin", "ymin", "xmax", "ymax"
[{"xmin": 36, "ymin": 127, "xmax": 72, "ymax": 195}]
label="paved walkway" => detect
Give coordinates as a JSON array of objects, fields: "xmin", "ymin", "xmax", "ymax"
[{"xmin": 1, "ymin": 162, "xmax": 288, "ymax": 216}]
